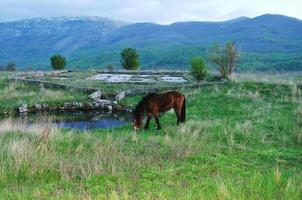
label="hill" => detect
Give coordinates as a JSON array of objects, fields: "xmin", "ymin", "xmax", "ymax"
[{"xmin": 0, "ymin": 14, "xmax": 302, "ymax": 71}]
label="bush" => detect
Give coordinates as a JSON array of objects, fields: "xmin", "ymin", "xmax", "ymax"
[
  {"xmin": 106, "ymin": 64, "xmax": 114, "ymax": 72},
  {"xmin": 190, "ymin": 57, "xmax": 208, "ymax": 81},
  {"xmin": 6, "ymin": 62, "xmax": 16, "ymax": 71},
  {"xmin": 209, "ymin": 41, "xmax": 240, "ymax": 79},
  {"xmin": 120, "ymin": 48, "xmax": 140, "ymax": 70},
  {"xmin": 50, "ymin": 54, "xmax": 66, "ymax": 70}
]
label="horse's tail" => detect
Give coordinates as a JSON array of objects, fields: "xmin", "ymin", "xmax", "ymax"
[{"xmin": 180, "ymin": 95, "xmax": 186, "ymax": 123}]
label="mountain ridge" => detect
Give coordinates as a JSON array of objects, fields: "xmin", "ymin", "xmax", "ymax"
[{"xmin": 0, "ymin": 14, "xmax": 301, "ymax": 71}]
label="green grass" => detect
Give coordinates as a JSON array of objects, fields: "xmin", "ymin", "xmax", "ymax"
[
  {"xmin": 0, "ymin": 79, "xmax": 88, "ymax": 114},
  {"xmin": 0, "ymin": 81, "xmax": 301, "ymax": 199}
]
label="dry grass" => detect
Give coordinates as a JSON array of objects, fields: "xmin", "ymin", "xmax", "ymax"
[{"xmin": 0, "ymin": 118, "xmax": 211, "ymax": 184}]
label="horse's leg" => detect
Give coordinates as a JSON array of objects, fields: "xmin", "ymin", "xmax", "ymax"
[
  {"xmin": 174, "ymin": 107, "xmax": 181, "ymax": 125},
  {"xmin": 144, "ymin": 115, "xmax": 152, "ymax": 129},
  {"xmin": 154, "ymin": 114, "xmax": 161, "ymax": 130}
]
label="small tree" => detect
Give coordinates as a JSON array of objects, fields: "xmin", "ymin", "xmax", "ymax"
[
  {"xmin": 50, "ymin": 54, "xmax": 66, "ymax": 70},
  {"xmin": 120, "ymin": 48, "xmax": 140, "ymax": 70},
  {"xmin": 190, "ymin": 57, "xmax": 208, "ymax": 81},
  {"xmin": 6, "ymin": 62, "xmax": 16, "ymax": 71},
  {"xmin": 209, "ymin": 41, "xmax": 240, "ymax": 79},
  {"xmin": 106, "ymin": 64, "xmax": 114, "ymax": 72}
]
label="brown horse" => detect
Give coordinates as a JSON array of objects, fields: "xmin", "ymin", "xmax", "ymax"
[{"xmin": 132, "ymin": 91, "xmax": 186, "ymax": 130}]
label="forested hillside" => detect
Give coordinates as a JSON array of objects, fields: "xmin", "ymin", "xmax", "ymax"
[{"xmin": 1, "ymin": 14, "xmax": 301, "ymax": 71}]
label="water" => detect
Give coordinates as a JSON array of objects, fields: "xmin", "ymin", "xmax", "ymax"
[
  {"xmin": 11, "ymin": 111, "xmax": 132, "ymax": 131},
  {"xmin": 60, "ymin": 119, "xmax": 128, "ymax": 130}
]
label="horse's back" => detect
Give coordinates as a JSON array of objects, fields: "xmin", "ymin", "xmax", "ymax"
[
  {"xmin": 155, "ymin": 91, "xmax": 185, "ymax": 110},
  {"xmin": 167, "ymin": 91, "xmax": 184, "ymax": 97}
]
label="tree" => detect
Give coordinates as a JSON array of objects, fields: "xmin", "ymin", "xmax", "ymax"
[
  {"xmin": 50, "ymin": 54, "xmax": 66, "ymax": 70},
  {"xmin": 120, "ymin": 48, "xmax": 140, "ymax": 70},
  {"xmin": 6, "ymin": 62, "xmax": 16, "ymax": 71},
  {"xmin": 209, "ymin": 41, "xmax": 240, "ymax": 79},
  {"xmin": 106, "ymin": 64, "xmax": 114, "ymax": 72},
  {"xmin": 190, "ymin": 57, "xmax": 208, "ymax": 81}
]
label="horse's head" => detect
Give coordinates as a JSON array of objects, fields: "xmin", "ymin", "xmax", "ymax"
[
  {"xmin": 132, "ymin": 111, "xmax": 143, "ymax": 130},
  {"xmin": 132, "ymin": 95, "xmax": 149, "ymax": 130}
]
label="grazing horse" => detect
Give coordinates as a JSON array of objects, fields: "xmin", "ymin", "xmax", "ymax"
[{"xmin": 132, "ymin": 91, "xmax": 186, "ymax": 130}]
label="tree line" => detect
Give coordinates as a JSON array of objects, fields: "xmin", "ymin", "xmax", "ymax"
[{"xmin": 2, "ymin": 41, "xmax": 239, "ymax": 81}]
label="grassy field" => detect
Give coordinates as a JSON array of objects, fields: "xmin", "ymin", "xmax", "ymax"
[
  {"xmin": 0, "ymin": 81, "xmax": 301, "ymax": 199},
  {"xmin": 0, "ymin": 79, "xmax": 88, "ymax": 114}
]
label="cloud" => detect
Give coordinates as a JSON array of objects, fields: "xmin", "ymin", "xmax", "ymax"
[{"xmin": 0, "ymin": 0, "xmax": 301, "ymax": 24}]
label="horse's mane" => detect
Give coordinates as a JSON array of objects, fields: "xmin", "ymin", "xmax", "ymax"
[{"xmin": 133, "ymin": 93, "xmax": 157, "ymax": 118}]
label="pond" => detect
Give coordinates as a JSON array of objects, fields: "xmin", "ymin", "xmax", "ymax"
[{"xmin": 10, "ymin": 111, "xmax": 132, "ymax": 131}]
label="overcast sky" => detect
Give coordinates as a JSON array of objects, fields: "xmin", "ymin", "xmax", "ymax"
[{"xmin": 0, "ymin": 0, "xmax": 301, "ymax": 24}]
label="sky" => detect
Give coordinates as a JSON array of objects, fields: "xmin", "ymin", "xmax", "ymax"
[{"xmin": 0, "ymin": 0, "xmax": 301, "ymax": 24}]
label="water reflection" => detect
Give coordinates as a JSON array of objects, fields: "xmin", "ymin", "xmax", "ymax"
[{"xmin": 10, "ymin": 111, "xmax": 131, "ymax": 130}]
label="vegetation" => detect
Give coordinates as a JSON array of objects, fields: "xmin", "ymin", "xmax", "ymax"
[
  {"xmin": 0, "ymin": 81, "xmax": 301, "ymax": 199},
  {"xmin": 209, "ymin": 41, "xmax": 240, "ymax": 79},
  {"xmin": 120, "ymin": 48, "xmax": 140, "ymax": 70},
  {"xmin": 0, "ymin": 79, "xmax": 87, "ymax": 114},
  {"xmin": 50, "ymin": 54, "xmax": 66, "ymax": 70},
  {"xmin": 106, "ymin": 64, "xmax": 114, "ymax": 72},
  {"xmin": 2, "ymin": 14, "xmax": 302, "ymax": 72},
  {"xmin": 0, "ymin": 62, "xmax": 16, "ymax": 71},
  {"xmin": 6, "ymin": 62, "xmax": 16, "ymax": 71},
  {"xmin": 190, "ymin": 57, "xmax": 208, "ymax": 81}
]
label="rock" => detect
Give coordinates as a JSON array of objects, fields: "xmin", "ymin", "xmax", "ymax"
[
  {"xmin": 106, "ymin": 105, "xmax": 113, "ymax": 111},
  {"xmin": 126, "ymin": 109, "xmax": 133, "ymax": 112},
  {"xmin": 112, "ymin": 101, "xmax": 118, "ymax": 105},
  {"xmin": 43, "ymin": 103, "xmax": 49, "ymax": 110},
  {"xmin": 116, "ymin": 91, "xmax": 126, "ymax": 101},
  {"xmin": 84, "ymin": 102, "xmax": 93, "ymax": 110},
  {"xmin": 34, "ymin": 104, "xmax": 42, "ymax": 110},
  {"xmin": 97, "ymin": 99, "xmax": 111, "ymax": 104},
  {"xmin": 89, "ymin": 90, "xmax": 102, "ymax": 100},
  {"xmin": 19, "ymin": 104, "xmax": 28, "ymax": 113},
  {"xmin": 64, "ymin": 102, "xmax": 72, "ymax": 108}
]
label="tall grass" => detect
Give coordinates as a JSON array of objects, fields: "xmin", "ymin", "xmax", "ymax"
[
  {"xmin": 0, "ymin": 82, "xmax": 301, "ymax": 199},
  {"xmin": 0, "ymin": 79, "xmax": 88, "ymax": 113}
]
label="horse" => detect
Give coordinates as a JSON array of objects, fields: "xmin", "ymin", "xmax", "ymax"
[{"xmin": 132, "ymin": 91, "xmax": 186, "ymax": 130}]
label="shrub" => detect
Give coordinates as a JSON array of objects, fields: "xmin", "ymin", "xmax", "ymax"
[
  {"xmin": 6, "ymin": 62, "xmax": 16, "ymax": 71},
  {"xmin": 190, "ymin": 57, "xmax": 208, "ymax": 81},
  {"xmin": 209, "ymin": 41, "xmax": 240, "ymax": 79},
  {"xmin": 106, "ymin": 64, "xmax": 114, "ymax": 72},
  {"xmin": 50, "ymin": 54, "xmax": 66, "ymax": 70},
  {"xmin": 120, "ymin": 48, "xmax": 140, "ymax": 70}
]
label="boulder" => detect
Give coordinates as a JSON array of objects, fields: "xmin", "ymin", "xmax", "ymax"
[
  {"xmin": 19, "ymin": 104, "xmax": 28, "ymax": 113},
  {"xmin": 43, "ymin": 103, "xmax": 49, "ymax": 110},
  {"xmin": 34, "ymin": 104, "xmax": 42, "ymax": 110},
  {"xmin": 89, "ymin": 90, "xmax": 102, "ymax": 100},
  {"xmin": 107, "ymin": 105, "xmax": 113, "ymax": 110},
  {"xmin": 95, "ymin": 99, "xmax": 112, "ymax": 105},
  {"xmin": 116, "ymin": 91, "xmax": 126, "ymax": 101}
]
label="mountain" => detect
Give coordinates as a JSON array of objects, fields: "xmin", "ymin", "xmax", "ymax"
[
  {"xmin": 0, "ymin": 17, "xmax": 128, "ymax": 69},
  {"xmin": 0, "ymin": 14, "xmax": 302, "ymax": 71}
]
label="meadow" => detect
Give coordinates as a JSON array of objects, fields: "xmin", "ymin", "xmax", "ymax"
[
  {"xmin": 0, "ymin": 79, "xmax": 88, "ymax": 115},
  {"xmin": 0, "ymin": 80, "xmax": 301, "ymax": 199}
]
